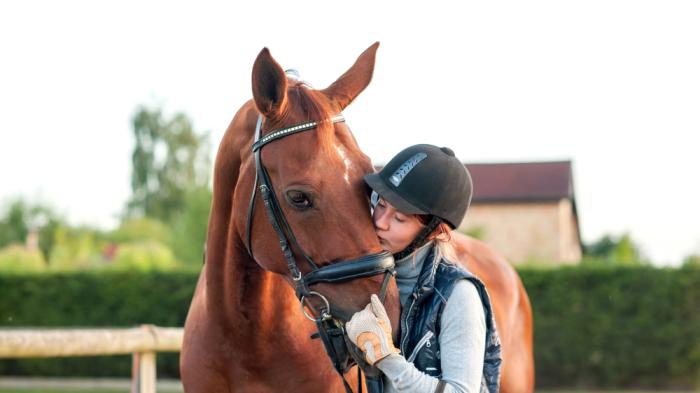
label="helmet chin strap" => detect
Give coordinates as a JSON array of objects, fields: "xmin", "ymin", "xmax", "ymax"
[{"xmin": 392, "ymin": 216, "xmax": 442, "ymax": 260}]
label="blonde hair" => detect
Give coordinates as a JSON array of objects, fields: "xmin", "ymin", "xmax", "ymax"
[
  {"xmin": 405, "ymin": 219, "xmax": 458, "ymax": 268},
  {"xmin": 430, "ymin": 224, "xmax": 458, "ymax": 266}
]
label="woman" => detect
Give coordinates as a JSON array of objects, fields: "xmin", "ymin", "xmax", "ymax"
[{"xmin": 346, "ymin": 144, "xmax": 502, "ymax": 393}]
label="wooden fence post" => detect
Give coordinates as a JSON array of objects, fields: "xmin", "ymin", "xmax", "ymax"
[{"xmin": 132, "ymin": 351, "xmax": 156, "ymax": 393}]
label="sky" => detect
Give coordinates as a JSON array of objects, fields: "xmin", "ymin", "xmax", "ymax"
[{"xmin": 1, "ymin": 1, "xmax": 699, "ymax": 266}]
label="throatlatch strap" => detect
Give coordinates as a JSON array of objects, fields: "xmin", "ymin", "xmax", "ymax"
[
  {"xmin": 378, "ymin": 267, "xmax": 396, "ymax": 302},
  {"xmin": 315, "ymin": 319, "xmax": 355, "ymax": 393}
]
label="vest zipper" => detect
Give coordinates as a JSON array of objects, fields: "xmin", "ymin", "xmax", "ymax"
[
  {"xmin": 407, "ymin": 330, "xmax": 434, "ymax": 363},
  {"xmin": 400, "ymin": 294, "xmax": 417, "ymax": 355}
]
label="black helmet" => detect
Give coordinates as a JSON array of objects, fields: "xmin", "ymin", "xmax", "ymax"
[{"xmin": 364, "ymin": 144, "xmax": 472, "ymax": 229}]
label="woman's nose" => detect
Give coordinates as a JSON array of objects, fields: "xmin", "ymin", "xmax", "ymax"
[{"xmin": 373, "ymin": 210, "xmax": 390, "ymax": 231}]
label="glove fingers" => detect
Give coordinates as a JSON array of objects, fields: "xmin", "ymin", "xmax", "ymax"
[
  {"xmin": 346, "ymin": 297, "xmax": 398, "ymax": 366},
  {"xmin": 347, "ymin": 305, "xmax": 372, "ymax": 330},
  {"xmin": 370, "ymin": 294, "xmax": 391, "ymax": 324}
]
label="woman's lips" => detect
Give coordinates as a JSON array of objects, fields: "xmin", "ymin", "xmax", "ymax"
[{"xmin": 377, "ymin": 236, "xmax": 396, "ymax": 253}]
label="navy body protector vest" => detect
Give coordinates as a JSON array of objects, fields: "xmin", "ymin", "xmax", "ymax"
[{"xmin": 398, "ymin": 245, "xmax": 502, "ymax": 393}]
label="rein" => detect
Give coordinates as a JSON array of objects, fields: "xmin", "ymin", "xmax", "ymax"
[{"xmin": 245, "ymin": 113, "xmax": 395, "ymax": 393}]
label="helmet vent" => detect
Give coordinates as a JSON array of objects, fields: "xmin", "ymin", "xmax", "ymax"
[{"xmin": 389, "ymin": 152, "xmax": 427, "ymax": 187}]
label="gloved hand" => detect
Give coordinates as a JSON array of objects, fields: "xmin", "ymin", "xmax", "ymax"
[{"xmin": 345, "ymin": 294, "xmax": 399, "ymax": 365}]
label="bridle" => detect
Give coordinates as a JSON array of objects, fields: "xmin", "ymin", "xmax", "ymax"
[{"xmin": 245, "ymin": 113, "xmax": 395, "ymax": 393}]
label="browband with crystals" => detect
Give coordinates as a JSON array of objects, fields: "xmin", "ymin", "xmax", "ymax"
[{"xmin": 252, "ymin": 114, "xmax": 345, "ymax": 152}]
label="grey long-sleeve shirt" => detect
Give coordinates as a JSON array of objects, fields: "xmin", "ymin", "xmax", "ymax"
[{"xmin": 377, "ymin": 244, "xmax": 486, "ymax": 393}]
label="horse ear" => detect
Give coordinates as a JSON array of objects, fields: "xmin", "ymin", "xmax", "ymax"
[
  {"xmin": 252, "ymin": 48, "xmax": 288, "ymax": 118},
  {"xmin": 322, "ymin": 42, "xmax": 379, "ymax": 111}
]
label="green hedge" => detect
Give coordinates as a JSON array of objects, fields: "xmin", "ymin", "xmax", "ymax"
[
  {"xmin": 1, "ymin": 266, "xmax": 699, "ymax": 389},
  {"xmin": 0, "ymin": 270, "xmax": 199, "ymax": 378},
  {"xmin": 520, "ymin": 265, "xmax": 700, "ymax": 389}
]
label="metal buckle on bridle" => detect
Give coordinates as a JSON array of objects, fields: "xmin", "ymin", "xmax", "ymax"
[{"xmin": 300, "ymin": 291, "xmax": 332, "ymax": 322}]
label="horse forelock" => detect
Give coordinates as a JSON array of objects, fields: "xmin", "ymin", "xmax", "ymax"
[{"xmin": 285, "ymin": 82, "xmax": 337, "ymax": 153}]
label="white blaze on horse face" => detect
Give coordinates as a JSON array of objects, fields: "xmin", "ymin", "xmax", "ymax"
[{"xmin": 335, "ymin": 145, "xmax": 353, "ymax": 185}]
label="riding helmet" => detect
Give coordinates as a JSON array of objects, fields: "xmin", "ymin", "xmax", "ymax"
[{"xmin": 364, "ymin": 144, "xmax": 472, "ymax": 229}]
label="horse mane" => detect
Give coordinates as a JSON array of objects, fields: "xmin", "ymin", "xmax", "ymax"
[{"xmin": 286, "ymin": 81, "xmax": 336, "ymax": 152}]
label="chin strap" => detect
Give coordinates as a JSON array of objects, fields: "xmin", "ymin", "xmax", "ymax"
[{"xmin": 392, "ymin": 216, "xmax": 442, "ymax": 260}]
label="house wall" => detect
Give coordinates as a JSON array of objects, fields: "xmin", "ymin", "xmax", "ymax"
[
  {"xmin": 558, "ymin": 199, "xmax": 582, "ymax": 263},
  {"xmin": 458, "ymin": 200, "xmax": 581, "ymax": 265}
]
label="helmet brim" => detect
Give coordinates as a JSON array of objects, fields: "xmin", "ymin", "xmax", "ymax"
[{"xmin": 364, "ymin": 173, "xmax": 428, "ymax": 216}]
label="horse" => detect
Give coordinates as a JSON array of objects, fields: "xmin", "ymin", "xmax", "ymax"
[
  {"xmin": 181, "ymin": 43, "xmax": 535, "ymax": 393},
  {"xmin": 453, "ymin": 233, "xmax": 535, "ymax": 392},
  {"xmin": 180, "ymin": 43, "xmax": 401, "ymax": 393}
]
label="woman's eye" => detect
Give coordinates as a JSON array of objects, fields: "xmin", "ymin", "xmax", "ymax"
[
  {"xmin": 286, "ymin": 190, "xmax": 313, "ymax": 210},
  {"xmin": 395, "ymin": 216, "xmax": 405, "ymax": 223}
]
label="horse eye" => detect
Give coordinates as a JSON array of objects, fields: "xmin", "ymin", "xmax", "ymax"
[{"xmin": 286, "ymin": 190, "xmax": 313, "ymax": 210}]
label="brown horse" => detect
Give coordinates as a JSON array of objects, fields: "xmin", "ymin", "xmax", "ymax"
[
  {"xmin": 453, "ymin": 233, "xmax": 535, "ymax": 392},
  {"xmin": 181, "ymin": 43, "xmax": 535, "ymax": 392},
  {"xmin": 181, "ymin": 43, "xmax": 401, "ymax": 393}
]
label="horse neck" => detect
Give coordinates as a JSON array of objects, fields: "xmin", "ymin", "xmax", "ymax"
[
  {"xmin": 207, "ymin": 230, "xmax": 328, "ymax": 364},
  {"xmin": 203, "ymin": 106, "xmax": 312, "ymax": 338},
  {"xmin": 204, "ymin": 232, "xmax": 302, "ymax": 331}
]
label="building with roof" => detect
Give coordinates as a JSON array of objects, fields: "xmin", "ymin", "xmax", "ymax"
[{"xmin": 461, "ymin": 161, "xmax": 582, "ymax": 265}]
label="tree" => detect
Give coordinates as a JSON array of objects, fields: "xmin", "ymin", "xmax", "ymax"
[
  {"xmin": 127, "ymin": 106, "xmax": 211, "ymax": 223},
  {"xmin": 108, "ymin": 217, "xmax": 172, "ymax": 245},
  {"xmin": 583, "ymin": 233, "xmax": 648, "ymax": 266},
  {"xmin": 0, "ymin": 200, "xmax": 28, "ymax": 247},
  {"xmin": 0, "ymin": 244, "xmax": 46, "ymax": 272},
  {"xmin": 682, "ymin": 255, "xmax": 700, "ymax": 268},
  {"xmin": 48, "ymin": 225, "xmax": 108, "ymax": 270},
  {"xmin": 169, "ymin": 186, "xmax": 212, "ymax": 266},
  {"xmin": 0, "ymin": 199, "xmax": 62, "ymax": 261},
  {"xmin": 110, "ymin": 240, "xmax": 178, "ymax": 271},
  {"xmin": 584, "ymin": 234, "xmax": 617, "ymax": 258}
]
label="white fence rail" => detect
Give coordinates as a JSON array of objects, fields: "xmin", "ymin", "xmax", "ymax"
[{"xmin": 0, "ymin": 325, "xmax": 183, "ymax": 393}]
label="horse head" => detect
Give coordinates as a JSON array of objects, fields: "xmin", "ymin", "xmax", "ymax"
[{"xmin": 224, "ymin": 44, "xmax": 400, "ymax": 372}]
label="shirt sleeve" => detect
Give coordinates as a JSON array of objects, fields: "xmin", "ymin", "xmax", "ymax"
[{"xmin": 376, "ymin": 280, "xmax": 487, "ymax": 393}]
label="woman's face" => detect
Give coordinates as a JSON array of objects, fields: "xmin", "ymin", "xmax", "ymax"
[{"xmin": 372, "ymin": 196, "xmax": 425, "ymax": 254}]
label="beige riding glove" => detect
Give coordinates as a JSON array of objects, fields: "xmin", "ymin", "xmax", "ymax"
[{"xmin": 346, "ymin": 294, "xmax": 400, "ymax": 366}]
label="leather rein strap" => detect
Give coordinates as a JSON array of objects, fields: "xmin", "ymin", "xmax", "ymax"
[{"xmin": 245, "ymin": 113, "xmax": 395, "ymax": 393}]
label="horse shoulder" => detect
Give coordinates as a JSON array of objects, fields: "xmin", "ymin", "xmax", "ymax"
[{"xmin": 450, "ymin": 233, "xmax": 522, "ymax": 326}]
